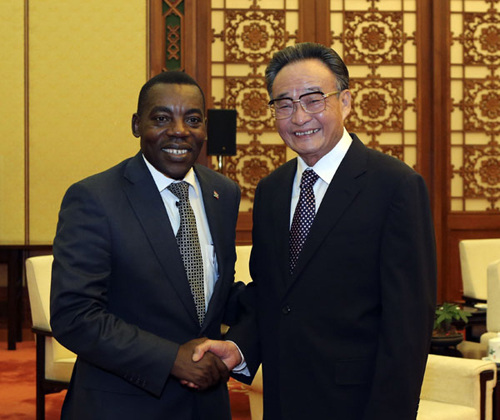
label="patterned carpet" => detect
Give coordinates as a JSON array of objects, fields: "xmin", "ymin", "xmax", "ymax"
[{"xmin": 0, "ymin": 340, "xmax": 252, "ymax": 419}]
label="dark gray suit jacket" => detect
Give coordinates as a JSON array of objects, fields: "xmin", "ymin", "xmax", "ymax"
[
  {"xmin": 228, "ymin": 134, "xmax": 437, "ymax": 420},
  {"xmin": 50, "ymin": 152, "xmax": 241, "ymax": 420}
]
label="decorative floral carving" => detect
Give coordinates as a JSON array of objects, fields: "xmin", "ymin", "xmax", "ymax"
[
  {"xmin": 241, "ymin": 22, "xmax": 270, "ymax": 50},
  {"xmin": 347, "ymin": 78, "xmax": 406, "ymax": 132},
  {"xmin": 223, "ymin": 77, "xmax": 275, "ymax": 133},
  {"xmin": 480, "ymin": 91, "xmax": 500, "ymax": 120},
  {"xmin": 462, "ymin": 79, "xmax": 500, "ymax": 133},
  {"xmin": 241, "ymin": 158, "xmax": 271, "ymax": 186},
  {"xmin": 219, "ymin": 139, "xmax": 287, "ymax": 204},
  {"xmin": 242, "ymin": 90, "xmax": 269, "ymax": 119},
  {"xmin": 343, "ymin": 11, "xmax": 404, "ymax": 64},
  {"xmin": 479, "ymin": 157, "xmax": 500, "ymax": 185},
  {"xmin": 360, "ymin": 24, "xmax": 388, "ymax": 52},
  {"xmin": 360, "ymin": 91, "xmax": 388, "ymax": 119},
  {"xmin": 223, "ymin": 10, "xmax": 287, "ymax": 63},
  {"xmin": 455, "ymin": 144, "xmax": 500, "ymax": 209},
  {"xmin": 209, "ymin": 4, "xmax": 299, "ymax": 207},
  {"xmin": 462, "ymin": 11, "xmax": 500, "ymax": 65},
  {"xmin": 479, "ymin": 25, "xmax": 500, "ymax": 53}
]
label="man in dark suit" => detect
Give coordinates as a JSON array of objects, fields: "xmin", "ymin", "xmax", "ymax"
[
  {"xmin": 50, "ymin": 71, "xmax": 241, "ymax": 419},
  {"xmin": 193, "ymin": 43, "xmax": 437, "ymax": 419}
]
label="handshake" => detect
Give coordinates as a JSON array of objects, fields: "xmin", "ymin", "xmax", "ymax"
[{"xmin": 170, "ymin": 338, "xmax": 242, "ymax": 391}]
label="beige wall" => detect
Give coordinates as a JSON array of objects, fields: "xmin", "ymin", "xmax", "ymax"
[
  {"xmin": 0, "ymin": 1, "xmax": 26, "ymax": 244},
  {"xmin": 0, "ymin": 0, "xmax": 147, "ymax": 245}
]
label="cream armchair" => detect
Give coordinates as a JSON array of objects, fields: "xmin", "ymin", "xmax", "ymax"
[
  {"xmin": 480, "ymin": 258, "xmax": 500, "ymax": 349},
  {"xmin": 26, "ymin": 255, "xmax": 76, "ymax": 420},
  {"xmin": 244, "ymin": 355, "xmax": 497, "ymax": 420},
  {"xmin": 418, "ymin": 354, "xmax": 496, "ymax": 420},
  {"xmin": 459, "ymin": 238, "xmax": 500, "ymax": 304}
]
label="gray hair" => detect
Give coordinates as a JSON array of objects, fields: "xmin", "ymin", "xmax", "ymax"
[{"xmin": 265, "ymin": 43, "xmax": 349, "ymax": 97}]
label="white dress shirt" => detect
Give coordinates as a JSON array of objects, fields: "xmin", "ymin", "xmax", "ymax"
[
  {"xmin": 143, "ymin": 156, "xmax": 218, "ymax": 310},
  {"xmin": 290, "ymin": 127, "xmax": 352, "ymax": 227}
]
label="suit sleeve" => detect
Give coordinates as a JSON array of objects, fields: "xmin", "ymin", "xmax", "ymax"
[
  {"xmin": 224, "ymin": 183, "xmax": 264, "ymax": 384},
  {"xmin": 50, "ymin": 181, "xmax": 178, "ymax": 397},
  {"xmin": 363, "ymin": 171, "xmax": 437, "ymax": 419}
]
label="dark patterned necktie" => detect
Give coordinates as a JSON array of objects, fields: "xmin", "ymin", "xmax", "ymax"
[
  {"xmin": 289, "ymin": 169, "xmax": 320, "ymax": 274},
  {"xmin": 167, "ymin": 181, "xmax": 205, "ymax": 325}
]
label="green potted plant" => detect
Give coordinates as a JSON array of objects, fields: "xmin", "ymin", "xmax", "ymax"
[{"xmin": 433, "ymin": 302, "xmax": 471, "ymax": 337}]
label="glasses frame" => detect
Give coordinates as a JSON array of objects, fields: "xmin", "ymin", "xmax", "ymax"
[{"xmin": 268, "ymin": 90, "xmax": 340, "ymax": 120}]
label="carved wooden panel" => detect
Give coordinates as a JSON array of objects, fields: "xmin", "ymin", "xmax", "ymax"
[
  {"xmin": 150, "ymin": 2, "xmax": 500, "ymax": 295},
  {"xmin": 150, "ymin": 0, "xmax": 187, "ymax": 74},
  {"xmin": 330, "ymin": 0, "xmax": 419, "ymax": 169},
  {"xmin": 209, "ymin": 0, "xmax": 297, "ymax": 211},
  {"xmin": 450, "ymin": 0, "xmax": 500, "ymax": 212}
]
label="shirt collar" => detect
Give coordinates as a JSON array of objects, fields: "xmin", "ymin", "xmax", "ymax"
[
  {"xmin": 142, "ymin": 154, "xmax": 199, "ymax": 197},
  {"xmin": 296, "ymin": 127, "xmax": 352, "ymax": 185}
]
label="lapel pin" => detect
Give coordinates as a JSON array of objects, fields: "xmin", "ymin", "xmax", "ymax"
[{"xmin": 213, "ymin": 190, "xmax": 219, "ymax": 199}]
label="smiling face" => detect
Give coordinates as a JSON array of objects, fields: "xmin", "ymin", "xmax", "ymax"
[
  {"xmin": 132, "ymin": 83, "xmax": 206, "ymax": 180},
  {"xmin": 272, "ymin": 59, "xmax": 352, "ymax": 167}
]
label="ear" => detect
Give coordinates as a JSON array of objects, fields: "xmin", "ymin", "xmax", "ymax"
[
  {"xmin": 131, "ymin": 113, "xmax": 140, "ymax": 138},
  {"xmin": 340, "ymin": 90, "xmax": 352, "ymax": 120}
]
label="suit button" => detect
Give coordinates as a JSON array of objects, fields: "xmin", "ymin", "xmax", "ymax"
[{"xmin": 282, "ymin": 305, "xmax": 291, "ymax": 315}]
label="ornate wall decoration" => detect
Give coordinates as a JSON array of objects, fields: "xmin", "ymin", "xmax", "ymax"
[
  {"xmin": 331, "ymin": 0, "xmax": 417, "ymax": 169},
  {"xmin": 224, "ymin": 137, "xmax": 286, "ymax": 202},
  {"xmin": 162, "ymin": 0, "xmax": 185, "ymax": 71},
  {"xmin": 343, "ymin": 10, "xmax": 404, "ymax": 65},
  {"xmin": 347, "ymin": 78, "xmax": 406, "ymax": 132},
  {"xmin": 463, "ymin": 78, "xmax": 500, "ymax": 133},
  {"xmin": 455, "ymin": 143, "xmax": 500, "ymax": 210},
  {"xmin": 462, "ymin": 7, "xmax": 500, "ymax": 65},
  {"xmin": 210, "ymin": 0, "xmax": 296, "ymax": 211},
  {"xmin": 219, "ymin": 77, "xmax": 275, "ymax": 132},
  {"xmin": 450, "ymin": 0, "xmax": 500, "ymax": 212},
  {"xmin": 223, "ymin": 9, "xmax": 287, "ymax": 64}
]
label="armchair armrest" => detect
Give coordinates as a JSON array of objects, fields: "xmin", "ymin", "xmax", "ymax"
[
  {"xmin": 32, "ymin": 327, "xmax": 54, "ymax": 337},
  {"xmin": 420, "ymin": 354, "xmax": 496, "ymax": 419}
]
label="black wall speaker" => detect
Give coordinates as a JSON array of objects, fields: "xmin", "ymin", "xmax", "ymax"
[{"xmin": 207, "ymin": 109, "xmax": 237, "ymax": 156}]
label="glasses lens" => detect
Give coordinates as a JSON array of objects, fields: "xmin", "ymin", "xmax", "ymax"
[
  {"xmin": 272, "ymin": 98, "xmax": 294, "ymax": 119},
  {"xmin": 301, "ymin": 92, "xmax": 325, "ymax": 113}
]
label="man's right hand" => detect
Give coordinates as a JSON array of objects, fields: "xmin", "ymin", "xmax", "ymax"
[
  {"xmin": 192, "ymin": 339, "xmax": 242, "ymax": 371},
  {"xmin": 170, "ymin": 338, "xmax": 229, "ymax": 390}
]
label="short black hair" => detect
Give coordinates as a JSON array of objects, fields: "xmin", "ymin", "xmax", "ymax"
[
  {"xmin": 265, "ymin": 43, "xmax": 349, "ymax": 97},
  {"xmin": 136, "ymin": 71, "xmax": 206, "ymax": 115}
]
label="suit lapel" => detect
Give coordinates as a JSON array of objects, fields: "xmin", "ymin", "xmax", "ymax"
[
  {"xmin": 287, "ymin": 135, "xmax": 369, "ymax": 288},
  {"xmin": 268, "ymin": 161, "xmax": 297, "ymax": 294},
  {"xmin": 122, "ymin": 153, "xmax": 199, "ymax": 325}
]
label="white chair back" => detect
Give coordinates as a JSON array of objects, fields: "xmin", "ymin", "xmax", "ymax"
[
  {"xmin": 26, "ymin": 255, "xmax": 76, "ymax": 381},
  {"xmin": 26, "ymin": 255, "xmax": 53, "ymax": 331},
  {"xmin": 487, "ymin": 258, "xmax": 500, "ymax": 333},
  {"xmin": 459, "ymin": 238, "xmax": 500, "ymax": 301}
]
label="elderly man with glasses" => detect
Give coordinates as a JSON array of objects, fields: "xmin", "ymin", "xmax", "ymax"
[{"xmin": 194, "ymin": 42, "xmax": 437, "ymax": 420}]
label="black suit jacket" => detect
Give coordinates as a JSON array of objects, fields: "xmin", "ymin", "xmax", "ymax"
[
  {"xmin": 50, "ymin": 152, "xmax": 241, "ymax": 420},
  {"xmin": 228, "ymin": 134, "xmax": 437, "ymax": 420}
]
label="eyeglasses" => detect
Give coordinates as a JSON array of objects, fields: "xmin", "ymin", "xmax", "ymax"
[{"xmin": 268, "ymin": 90, "xmax": 340, "ymax": 120}]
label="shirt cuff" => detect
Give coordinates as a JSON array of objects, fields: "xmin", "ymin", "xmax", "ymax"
[{"xmin": 226, "ymin": 340, "xmax": 250, "ymax": 376}]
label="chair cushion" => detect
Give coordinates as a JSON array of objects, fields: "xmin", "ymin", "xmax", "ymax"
[
  {"xmin": 417, "ymin": 400, "xmax": 477, "ymax": 420},
  {"xmin": 46, "ymin": 357, "xmax": 76, "ymax": 382}
]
